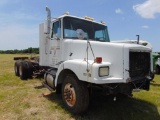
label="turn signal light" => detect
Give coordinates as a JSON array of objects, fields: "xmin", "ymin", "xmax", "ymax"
[{"xmin": 96, "ymin": 57, "xmax": 102, "ymax": 63}]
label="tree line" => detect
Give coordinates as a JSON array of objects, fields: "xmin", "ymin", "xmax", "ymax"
[{"xmin": 0, "ymin": 47, "xmax": 39, "ymax": 54}]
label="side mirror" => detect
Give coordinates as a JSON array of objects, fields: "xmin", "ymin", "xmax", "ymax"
[{"xmin": 44, "ymin": 20, "xmax": 50, "ymax": 34}]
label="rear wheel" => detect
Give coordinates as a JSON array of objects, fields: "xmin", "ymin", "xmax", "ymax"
[
  {"xmin": 19, "ymin": 61, "xmax": 28, "ymax": 80},
  {"xmin": 61, "ymin": 74, "xmax": 89, "ymax": 114},
  {"xmin": 14, "ymin": 61, "xmax": 20, "ymax": 76},
  {"xmin": 26, "ymin": 61, "xmax": 33, "ymax": 78}
]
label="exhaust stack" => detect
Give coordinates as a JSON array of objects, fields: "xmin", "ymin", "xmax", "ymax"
[
  {"xmin": 44, "ymin": 6, "xmax": 51, "ymax": 34},
  {"xmin": 46, "ymin": 6, "xmax": 51, "ymax": 21}
]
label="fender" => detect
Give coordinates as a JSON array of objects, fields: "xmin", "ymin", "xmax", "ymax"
[
  {"xmin": 54, "ymin": 59, "xmax": 123, "ymax": 86},
  {"xmin": 55, "ymin": 59, "xmax": 88, "ymax": 86}
]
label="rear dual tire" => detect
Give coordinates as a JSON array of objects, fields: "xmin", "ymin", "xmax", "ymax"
[
  {"xmin": 14, "ymin": 61, "xmax": 20, "ymax": 76},
  {"xmin": 14, "ymin": 61, "xmax": 33, "ymax": 80},
  {"xmin": 19, "ymin": 61, "xmax": 28, "ymax": 80}
]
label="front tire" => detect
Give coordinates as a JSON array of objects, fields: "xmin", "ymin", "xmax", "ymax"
[{"xmin": 61, "ymin": 74, "xmax": 89, "ymax": 114}]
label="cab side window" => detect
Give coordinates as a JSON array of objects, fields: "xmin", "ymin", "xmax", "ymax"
[{"xmin": 51, "ymin": 21, "xmax": 61, "ymax": 39}]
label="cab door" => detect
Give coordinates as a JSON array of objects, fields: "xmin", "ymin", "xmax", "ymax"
[{"xmin": 49, "ymin": 20, "xmax": 61, "ymax": 67}]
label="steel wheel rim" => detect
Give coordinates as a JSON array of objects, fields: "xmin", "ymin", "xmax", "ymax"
[{"xmin": 64, "ymin": 83, "xmax": 76, "ymax": 107}]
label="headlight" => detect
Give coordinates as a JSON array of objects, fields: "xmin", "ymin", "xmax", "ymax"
[{"xmin": 99, "ymin": 67, "xmax": 109, "ymax": 77}]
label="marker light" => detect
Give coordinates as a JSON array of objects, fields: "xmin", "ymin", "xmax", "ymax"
[
  {"xmin": 84, "ymin": 16, "xmax": 94, "ymax": 21},
  {"xmin": 100, "ymin": 21, "xmax": 106, "ymax": 25},
  {"xmin": 89, "ymin": 17, "xmax": 94, "ymax": 21},
  {"xmin": 84, "ymin": 16, "xmax": 88, "ymax": 19},
  {"xmin": 96, "ymin": 57, "xmax": 102, "ymax": 63},
  {"xmin": 64, "ymin": 12, "xmax": 69, "ymax": 15}
]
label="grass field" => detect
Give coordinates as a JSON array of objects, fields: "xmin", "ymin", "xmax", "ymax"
[{"xmin": 0, "ymin": 54, "xmax": 160, "ymax": 120}]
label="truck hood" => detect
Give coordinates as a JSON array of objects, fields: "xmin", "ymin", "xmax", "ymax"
[
  {"xmin": 62, "ymin": 39, "xmax": 151, "ymax": 79},
  {"xmin": 111, "ymin": 40, "xmax": 152, "ymax": 50},
  {"xmin": 64, "ymin": 39, "xmax": 151, "ymax": 61}
]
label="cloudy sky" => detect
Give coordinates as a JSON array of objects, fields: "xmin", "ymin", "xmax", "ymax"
[{"xmin": 0, "ymin": 0, "xmax": 160, "ymax": 51}]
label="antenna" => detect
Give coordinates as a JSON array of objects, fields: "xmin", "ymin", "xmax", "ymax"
[{"xmin": 136, "ymin": 35, "xmax": 140, "ymax": 44}]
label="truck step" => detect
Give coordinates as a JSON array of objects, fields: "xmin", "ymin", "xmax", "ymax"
[{"xmin": 42, "ymin": 82, "xmax": 55, "ymax": 91}]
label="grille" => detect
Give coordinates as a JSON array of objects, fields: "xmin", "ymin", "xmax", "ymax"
[{"xmin": 129, "ymin": 52, "xmax": 150, "ymax": 78}]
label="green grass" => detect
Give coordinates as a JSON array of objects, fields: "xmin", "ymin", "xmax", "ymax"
[{"xmin": 0, "ymin": 54, "xmax": 160, "ymax": 120}]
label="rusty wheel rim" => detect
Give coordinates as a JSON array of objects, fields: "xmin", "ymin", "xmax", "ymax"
[{"xmin": 64, "ymin": 83, "xmax": 76, "ymax": 107}]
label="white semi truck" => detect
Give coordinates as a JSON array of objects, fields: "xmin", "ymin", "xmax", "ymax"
[{"xmin": 14, "ymin": 7, "xmax": 153, "ymax": 114}]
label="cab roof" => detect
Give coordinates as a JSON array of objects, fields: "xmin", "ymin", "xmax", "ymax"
[{"xmin": 53, "ymin": 14, "xmax": 107, "ymax": 26}]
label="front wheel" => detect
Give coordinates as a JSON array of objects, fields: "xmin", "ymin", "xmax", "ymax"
[{"xmin": 61, "ymin": 74, "xmax": 89, "ymax": 114}]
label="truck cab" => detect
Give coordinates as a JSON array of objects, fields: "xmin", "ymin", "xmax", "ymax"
[{"xmin": 32, "ymin": 7, "xmax": 154, "ymax": 114}]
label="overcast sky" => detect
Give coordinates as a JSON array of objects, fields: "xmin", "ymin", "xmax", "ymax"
[{"xmin": 0, "ymin": 0, "xmax": 160, "ymax": 52}]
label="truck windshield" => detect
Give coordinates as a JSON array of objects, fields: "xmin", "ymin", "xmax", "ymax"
[{"xmin": 63, "ymin": 17, "xmax": 110, "ymax": 42}]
